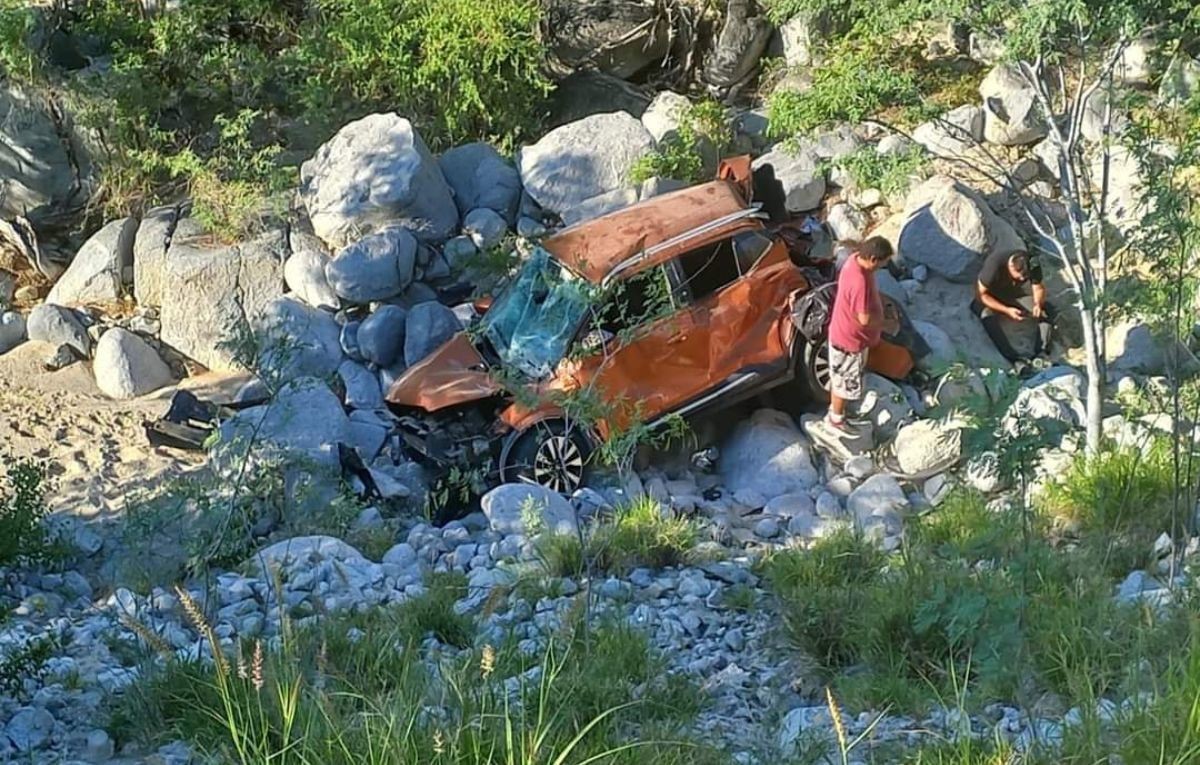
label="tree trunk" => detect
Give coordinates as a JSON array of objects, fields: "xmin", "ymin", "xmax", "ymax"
[{"xmin": 1079, "ymin": 306, "xmax": 1104, "ymax": 454}]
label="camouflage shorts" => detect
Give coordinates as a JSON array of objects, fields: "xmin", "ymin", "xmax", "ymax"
[{"xmin": 828, "ymin": 342, "xmax": 867, "ymax": 401}]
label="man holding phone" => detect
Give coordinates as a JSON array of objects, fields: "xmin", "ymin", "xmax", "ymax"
[{"xmin": 972, "ymin": 249, "xmax": 1056, "ymax": 369}]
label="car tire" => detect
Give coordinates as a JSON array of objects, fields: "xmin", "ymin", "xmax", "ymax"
[
  {"xmin": 499, "ymin": 420, "xmax": 595, "ymax": 495},
  {"xmin": 803, "ymin": 339, "xmax": 832, "ymax": 402}
]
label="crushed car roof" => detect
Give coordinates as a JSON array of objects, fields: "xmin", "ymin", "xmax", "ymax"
[{"xmin": 541, "ymin": 180, "xmax": 754, "ymax": 284}]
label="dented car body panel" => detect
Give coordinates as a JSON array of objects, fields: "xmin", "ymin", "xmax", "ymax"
[{"xmin": 384, "ymin": 334, "xmax": 501, "ymax": 412}]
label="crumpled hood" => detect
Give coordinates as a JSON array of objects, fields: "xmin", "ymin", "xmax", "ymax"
[{"xmin": 385, "ymin": 333, "xmax": 502, "ymax": 412}]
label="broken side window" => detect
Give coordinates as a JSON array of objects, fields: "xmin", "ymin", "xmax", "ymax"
[
  {"xmin": 676, "ymin": 238, "xmax": 740, "ymax": 302},
  {"xmin": 733, "ymin": 229, "xmax": 774, "ymax": 274},
  {"xmin": 592, "ymin": 265, "xmax": 676, "ymax": 340}
]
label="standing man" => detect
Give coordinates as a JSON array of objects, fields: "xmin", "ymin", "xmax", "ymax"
[
  {"xmin": 972, "ymin": 249, "xmax": 1056, "ymax": 370},
  {"xmin": 825, "ymin": 237, "xmax": 895, "ymax": 435}
]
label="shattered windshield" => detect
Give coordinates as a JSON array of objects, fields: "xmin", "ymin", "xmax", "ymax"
[{"xmin": 481, "ymin": 247, "xmax": 595, "ymax": 378}]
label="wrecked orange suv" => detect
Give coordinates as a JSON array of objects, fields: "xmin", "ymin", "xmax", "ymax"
[{"xmin": 385, "ymin": 159, "xmax": 916, "ymax": 497}]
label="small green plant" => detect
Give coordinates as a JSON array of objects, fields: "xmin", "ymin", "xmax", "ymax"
[
  {"xmin": 0, "ymin": 635, "xmax": 58, "ymax": 696},
  {"xmin": 537, "ymin": 496, "xmax": 699, "ymax": 578},
  {"xmin": 396, "ymin": 572, "xmax": 475, "ymax": 648},
  {"xmin": 831, "ymin": 144, "xmax": 929, "ymax": 198},
  {"xmin": 0, "ymin": 457, "xmax": 53, "ymax": 567},
  {"xmin": 630, "ymin": 99, "xmax": 732, "ymax": 185}
]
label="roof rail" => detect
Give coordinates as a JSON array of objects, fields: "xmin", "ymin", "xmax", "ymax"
[{"xmin": 600, "ymin": 204, "xmax": 766, "ymax": 287}]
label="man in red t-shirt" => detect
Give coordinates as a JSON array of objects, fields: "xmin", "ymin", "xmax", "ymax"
[{"xmin": 825, "ymin": 237, "xmax": 895, "ymax": 434}]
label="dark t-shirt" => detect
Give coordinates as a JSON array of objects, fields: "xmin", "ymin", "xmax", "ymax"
[{"xmin": 977, "ymin": 250, "xmax": 1043, "ymax": 302}]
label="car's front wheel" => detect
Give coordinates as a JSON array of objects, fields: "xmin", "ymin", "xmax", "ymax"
[{"xmin": 499, "ymin": 420, "xmax": 595, "ymax": 495}]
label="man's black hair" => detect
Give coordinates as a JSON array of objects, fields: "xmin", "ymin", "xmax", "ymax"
[
  {"xmin": 858, "ymin": 236, "xmax": 894, "ymax": 263},
  {"xmin": 1009, "ymin": 251, "xmax": 1030, "ymax": 278}
]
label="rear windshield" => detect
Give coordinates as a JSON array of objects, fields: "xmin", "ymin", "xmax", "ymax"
[{"xmin": 481, "ymin": 247, "xmax": 596, "ymax": 378}]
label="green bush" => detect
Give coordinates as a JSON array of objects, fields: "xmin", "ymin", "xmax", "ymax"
[
  {"xmin": 768, "ymin": 45, "xmax": 921, "ymax": 137},
  {"xmin": 8, "ymin": 0, "xmax": 551, "ymax": 238},
  {"xmin": 0, "ymin": 457, "xmax": 53, "ymax": 568},
  {"xmin": 294, "ymin": 0, "xmax": 550, "ymax": 149},
  {"xmin": 629, "ymin": 99, "xmax": 732, "ymax": 185},
  {"xmin": 831, "ymin": 143, "xmax": 929, "ymax": 198}
]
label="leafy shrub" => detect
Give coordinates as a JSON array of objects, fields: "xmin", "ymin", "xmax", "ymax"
[
  {"xmin": 294, "ymin": 0, "xmax": 551, "ymax": 149},
  {"xmin": 9, "ymin": 0, "xmax": 550, "ymax": 237},
  {"xmin": 0, "ymin": 635, "xmax": 58, "ymax": 696},
  {"xmin": 0, "ymin": 457, "xmax": 53, "ymax": 567},
  {"xmin": 768, "ymin": 45, "xmax": 921, "ymax": 137},
  {"xmin": 831, "ymin": 144, "xmax": 929, "ymax": 198},
  {"xmin": 630, "ymin": 99, "xmax": 732, "ymax": 185}
]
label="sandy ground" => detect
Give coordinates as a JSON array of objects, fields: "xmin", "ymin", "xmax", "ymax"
[{"xmin": 0, "ymin": 342, "xmax": 237, "ymax": 527}]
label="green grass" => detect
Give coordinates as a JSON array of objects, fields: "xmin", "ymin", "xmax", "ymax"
[
  {"xmin": 1040, "ymin": 441, "xmax": 1183, "ymax": 577},
  {"xmin": 764, "ymin": 451, "xmax": 1197, "ymax": 718},
  {"xmin": 536, "ymin": 497, "xmax": 700, "ymax": 578},
  {"xmin": 112, "ymin": 591, "xmax": 725, "ymax": 764}
]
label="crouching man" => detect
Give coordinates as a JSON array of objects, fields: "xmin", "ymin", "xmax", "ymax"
[
  {"xmin": 825, "ymin": 237, "xmax": 895, "ymax": 437},
  {"xmin": 972, "ymin": 250, "xmax": 1057, "ymax": 371}
]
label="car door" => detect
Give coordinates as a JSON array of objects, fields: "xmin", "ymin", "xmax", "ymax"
[{"xmin": 566, "ymin": 264, "xmax": 710, "ymax": 434}]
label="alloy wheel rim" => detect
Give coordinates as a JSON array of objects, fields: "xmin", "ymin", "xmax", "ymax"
[
  {"xmin": 532, "ymin": 434, "xmax": 584, "ymax": 494},
  {"xmin": 814, "ymin": 347, "xmax": 832, "ymax": 391}
]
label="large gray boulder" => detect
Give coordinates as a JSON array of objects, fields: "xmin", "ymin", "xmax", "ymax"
[
  {"xmin": 438, "ymin": 142, "xmax": 522, "ymax": 223},
  {"xmin": 482, "ymin": 483, "xmax": 578, "ymax": 536},
  {"xmin": 337, "ymin": 360, "xmax": 384, "ymax": 410},
  {"xmin": 159, "ymin": 225, "xmax": 285, "ymax": 371},
  {"xmin": 1001, "ymin": 366, "xmax": 1086, "ymax": 436},
  {"xmin": 891, "ymin": 418, "xmax": 964, "ymax": 478},
  {"xmin": 517, "ymin": 112, "xmax": 656, "ymax": 215},
  {"xmin": 132, "ymin": 206, "xmax": 180, "ymax": 309},
  {"xmin": 358, "ymin": 305, "xmax": 407, "ymax": 368},
  {"xmin": 702, "ymin": 0, "xmax": 773, "ymax": 93},
  {"xmin": 0, "ymin": 85, "xmax": 92, "ymax": 223},
  {"xmin": 898, "ymin": 175, "xmax": 1024, "ymax": 283},
  {"xmin": 641, "ymin": 91, "xmax": 693, "ymax": 143},
  {"xmin": 913, "ymin": 105, "xmax": 984, "ymax": 157},
  {"xmin": 1106, "ymin": 319, "xmax": 1165, "ymax": 375},
  {"xmin": 300, "ymin": 113, "xmax": 458, "ymax": 249},
  {"xmin": 979, "ymin": 64, "xmax": 1047, "ymax": 146},
  {"xmin": 719, "ymin": 409, "xmax": 820, "ymax": 501},
  {"xmin": 251, "ymin": 296, "xmax": 343, "ymax": 381},
  {"xmin": 284, "ymin": 233, "xmax": 338, "ymax": 311},
  {"xmin": 404, "ymin": 302, "xmax": 461, "ymax": 367},
  {"xmin": 5, "ymin": 706, "xmax": 54, "ymax": 753},
  {"xmin": 543, "ymin": 0, "xmax": 672, "ymax": 80},
  {"xmin": 325, "ymin": 227, "xmax": 418, "ymax": 305},
  {"xmin": 0, "ymin": 311, "xmax": 26, "ymax": 354},
  {"xmin": 27, "ymin": 303, "xmax": 90, "ymax": 357},
  {"xmin": 219, "ymin": 377, "xmax": 351, "ymax": 462},
  {"xmin": 93, "ymin": 328, "xmax": 174, "ymax": 400},
  {"xmin": 911, "ymin": 319, "xmax": 958, "ymax": 372},
  {"xmin": 846, "ymin": 474, "xmax": 907, "ymax": 537},
  {"xmin": 752, "ymin": 147, "xmax": 826, "ymax": 213},
  {"xmin": 46, "ymin": 217, "xmax": 138, "ymax": 306}
]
